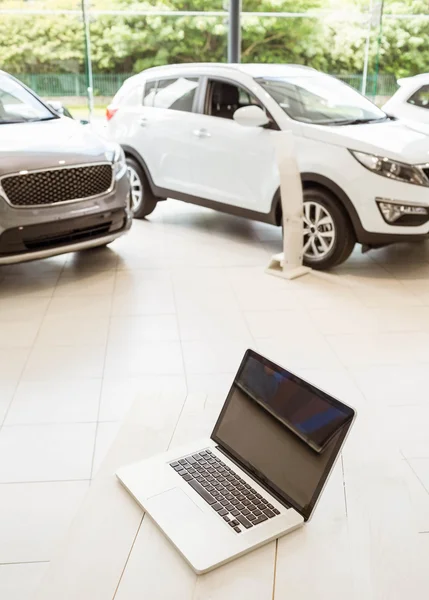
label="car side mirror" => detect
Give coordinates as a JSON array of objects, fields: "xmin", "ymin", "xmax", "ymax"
[
  {"xmin": 47, "ymin": 101, "xmax": 74, "ymax": 119},
  {"xmin": 233, "ymin": 105, "xmax": 269, "ymax": 128}
]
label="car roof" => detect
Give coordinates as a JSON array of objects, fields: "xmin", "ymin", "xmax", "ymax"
[
  {"xmin": 130, "ymin": 62, "xmax": 317, "ymax": 81},
  {"xmin": 398, "ymin": 73, "xmax": 429, "ymax": 87}
]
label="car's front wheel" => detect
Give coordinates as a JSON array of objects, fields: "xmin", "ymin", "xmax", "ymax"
[
  {"xmin": 126, "ymin": 157, "xmax": 159, "ymax": 219},
  {"xmin": 302, "ymin": 188, "xmax": 356, "ymax": 270}
]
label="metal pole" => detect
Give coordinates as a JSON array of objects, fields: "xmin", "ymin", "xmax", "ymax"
[
  {"xmin": 372, "ymin": 0, "xmax": 385, "ymax": 99},
  {"xmin": 228, "ymin": 0, "xmax": 241, "ymax": 63},
  {"xmin": 361, "ymin": 0, "xmax": 373, "ymax": 96},
  {"xmin": 81, "ymin": 0, "xmax": 94, "ymax": 120}
]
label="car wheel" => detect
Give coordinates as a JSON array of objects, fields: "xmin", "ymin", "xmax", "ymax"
[
  {"xmin": 126, "ymin": 157, "xmax": 158, "ymax": 219},
  {"xmin": 302, "ymin": 188, "xmax": 356, "ymax": 270}
]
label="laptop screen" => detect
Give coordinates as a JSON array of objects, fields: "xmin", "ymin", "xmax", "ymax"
[{"xmin": 211, "ymin": 350, "xmax": 355, "ymax": 521}]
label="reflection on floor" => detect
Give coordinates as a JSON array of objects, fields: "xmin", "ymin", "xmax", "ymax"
[{"xmin": 1, "ymin": 199, "xmax": 429, "ymax": 598}]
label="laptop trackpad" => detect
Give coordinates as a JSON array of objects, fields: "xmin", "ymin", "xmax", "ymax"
[{"xmin": 150, "ymin": 487, "xmax": 204, "ymax": 521}]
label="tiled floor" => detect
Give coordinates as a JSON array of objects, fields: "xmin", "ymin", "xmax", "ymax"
[{"xmin": 1, "ymin": 200, "xmax": 429, "ymax": 598}]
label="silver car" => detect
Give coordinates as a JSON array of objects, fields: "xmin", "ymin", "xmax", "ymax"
[{"xmin": 0, "ymin": 71, "xmax": 131, "ymax": 265}]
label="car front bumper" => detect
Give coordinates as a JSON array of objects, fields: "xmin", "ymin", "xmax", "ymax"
[
  {"xmin": 0, "ymin": 173, "xmax": 132, "ymax": 264},
  {"xmin": 0, "ymin": 207, "xmax": 132, "ymax": 264}
]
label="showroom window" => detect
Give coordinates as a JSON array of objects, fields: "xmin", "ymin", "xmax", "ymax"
[
  {"xmin": 143, "ymin": 77, "xmax": 199, "ymax": 112},
  {"xmin": 407, "ymin": 85, "xmax": 429, "ymax": 109},
  {"xmin": 205, "ymin": 80, "xmax": 262, "ymax": 120}
]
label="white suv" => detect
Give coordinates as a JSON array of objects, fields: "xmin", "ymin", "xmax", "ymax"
[{"xmin": 107, "ymin": 63, "xmax": 429, "ymax": 269}]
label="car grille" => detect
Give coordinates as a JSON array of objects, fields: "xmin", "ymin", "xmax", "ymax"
[{"xmin": 0, "ymin": 163, "xmax": 113, "ymax": 207}]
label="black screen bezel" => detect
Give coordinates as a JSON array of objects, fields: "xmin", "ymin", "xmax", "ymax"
[{"xmin": 211, "ymin": 349, "xmax": 355, "ymax": 521}]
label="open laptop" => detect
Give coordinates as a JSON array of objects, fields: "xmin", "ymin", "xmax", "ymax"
[{"xmin": 116, "ymin": 349, "xmax": 356, "ymax": 573}]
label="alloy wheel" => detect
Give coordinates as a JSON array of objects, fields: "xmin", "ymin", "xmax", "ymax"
[
  {"xmin": 303, "ymin": 201, "xmax": 336, "ymax": 260},
  {"xmin": 127, "ymin": 164, "xmax": 144, "ymax": 214}
]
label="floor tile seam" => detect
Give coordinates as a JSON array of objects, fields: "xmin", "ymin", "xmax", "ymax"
[
  {"xmin": 88, "ymin": 265, "xmax": 118, "ymax": 481},
  {"xmin": 0, "ymin": 259, "xmax": 69, "ymax": 430},
  {"xmin": 0, "ymin": 478, "xmax": 91, "ymax": 485}
]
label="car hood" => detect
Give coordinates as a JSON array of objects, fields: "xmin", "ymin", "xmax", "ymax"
[
  {"xmin": 302, "ymin": 119, "xmax": 429, "ymax": 165},
  {"xmin": 0, "ymin": 117, "xmax": 113, "ymax": 175}
]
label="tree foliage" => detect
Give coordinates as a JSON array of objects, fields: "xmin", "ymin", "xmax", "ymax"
[{"xmin": 0, "ymin": 0, "xmax": 427, "ymax": 77}]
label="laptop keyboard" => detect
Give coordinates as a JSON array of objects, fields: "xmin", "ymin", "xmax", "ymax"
[{"xmin": 169, "ymin": 449, "xmax": 280, "ymax": 534}]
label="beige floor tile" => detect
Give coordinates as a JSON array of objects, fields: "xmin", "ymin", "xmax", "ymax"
[
  {"xmin": 350, "ymin": 364, "xmax": 429, "ymax": 406},
  {"xmin": 92, "ymin": 421, "xmax": 122, "ymax": 477},
  {"xmin": 256, "ymin": 334, "xmax": 342, "ymax": 371},
  {"xmin": 0, "ymin": 347, "xmax": 31, "ymax": 381},
  {"xmin": 0, "ymin": 255, "xmax": 65, "ymax": 277},
  {"xmin": 0, "ymin": 383, "xmax": 16, "ymax": 425},
  {"xmin": 53, "ymin": 271, "xmax": 116, "ymax": 297},
  {"xmin": 182, "ymin": 339, "xmax": 254, "ymax": 375},
  {"xmin": 0, "ymin": 275, "xmax": 58, "ymax": 299},
  {"xmin": 46, "ymin": 294, "xmax": 112, "ymax": 318},
  {"xmin": 174, "ymin": 286, "xmax": 239, "ymax": 314},
  {"xmin": 111, "ymin": 281, "xmax": 176, "ymax": 316},
  {"xmin": 233, "ymin": 284, "xmax": 299, "ymax": 311},
  {"xmin": 4, "ymin": 379, "xmax": 102, "ymax": 425},
  {"xmin": 0, "ymin": 480, "xmax": 89, "ymax": 563},
  {"xmin": 407, "ymin": 458, "xmax": 429, "ymax": 495},
  {"xmin": 98, "ymin": 375, "xmax": 187, "ymax": 422},
  {"xmin": 244, "ymin": 308, "xmax": 314, "ymax": 339},
  {"xmin": 36, "ymin": 315, "xmax": 110, "ymax": 347},
  {"xmin": 327, "ymin": 331, "xmax": 429, "ymax": 367},
  {"xmin": 0, "ymin": 562, "xmax": 49, "ymax": 600},
  {"xmin": 108, "ymin": 314, "xmax": 179, "ymax": 344},
  {"xmin": 349, "ymin": 280, "xmax": 422, "ymax": 308},
  {"xmin": 0, "ymin": 422, "xmax": 96, "ymax": 483},
  {"xmin": 22, "ymin": 344, "xmax": 106, "ymax": 381},
  {"xmin": 0, "ymin": 296, "xmax": 51, "ymax": 322},
  {"xmin": 64, "ymin": 246, "xmax": 119, "ymax": 272},
  {"xmin": 307, "ymin": 307, "xmax": 377, "ymax": 335},
  {"xmin": 104, "ymin": 340, "xmax": 184, "ymax": 377},
  {"xmin": 0, "ymin": 320, "xmax": 41, "ymax": 348},
  {"xmin": 178, "ymin": 309, "xmax": 251, "ymax": 342}
]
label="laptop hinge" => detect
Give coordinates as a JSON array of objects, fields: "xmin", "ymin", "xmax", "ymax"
[{"xmin": 215, "ymin": 445, "xmax": 292, "ymax": 511}]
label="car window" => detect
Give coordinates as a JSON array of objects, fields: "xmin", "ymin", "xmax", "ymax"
[
  {"xmin": 206, "ymin": 80, "xmax": 262, "ymax": 120},
  {"xmin": 148, "ymin": 77, "xmax": 199, "ymax": 112},
  {"xmin": 407, "ymin": 85, "xmax": 429, "ymax": 110},
  {"xmin": 143, "ymin": 80, "xmax": 157, "ymax": 107},
  {"xmin": 121, "ymin": 85, "xmax": 143, "ymax": 107},
  {"xmin": 257, "ymin": 75, "xmax": 386, "ymax": 125},
  {"xmin": 0, "ymin": 74, "xmax": 55, "ymax": 124}
]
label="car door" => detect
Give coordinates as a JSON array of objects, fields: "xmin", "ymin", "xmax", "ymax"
[
  {"xmin": 186, "ymin": 78, "xmax": 279, "ymax": 213},
  {"xmin": 115, "ymin": 75, "xmax": 200, "ymax": 193}
]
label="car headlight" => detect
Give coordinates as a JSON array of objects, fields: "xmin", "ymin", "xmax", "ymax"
[
  {"xmin": 350, "ymin": 150, "xmax": 429, "ymax": 187},
  {"xmin": 112, "ymin": 145, "xmax": 127, "ymax": 181}
]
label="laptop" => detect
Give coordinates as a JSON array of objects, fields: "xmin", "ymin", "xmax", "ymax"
[{"xmin": 116, "ymin": 349, "xmax": 356, "ymax": 574}]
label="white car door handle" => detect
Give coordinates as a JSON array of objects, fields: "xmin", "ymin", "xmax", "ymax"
[
  {"xmin": 193, "ymin": 128, "xmax": 211, "ymax": 138},
  {"xmin": 138, "ymin": 117, "xmax": 148, "ymax": 127}
]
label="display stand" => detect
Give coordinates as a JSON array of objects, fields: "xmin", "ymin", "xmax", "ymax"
[{"xmin": 266, "ymin": 131, "xmax": 311, "ymax": 281}]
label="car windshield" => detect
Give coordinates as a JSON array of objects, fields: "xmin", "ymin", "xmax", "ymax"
[
  {"xmin": 0, "ymin": 74, "xmax": 56, "ymax": 124},
  {"xmin": 257, "ymin": 74, "xmax": 387, "ymax": 125}
]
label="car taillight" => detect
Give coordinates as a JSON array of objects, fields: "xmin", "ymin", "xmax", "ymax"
[{"xmin": 106, "ymin": 106, "xmax": 118, "ymax": 121}]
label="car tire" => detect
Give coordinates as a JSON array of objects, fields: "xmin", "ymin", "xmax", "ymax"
[
  {"xmin": 126, "ymin": 157, "xmax": 159, "ymax": 219},
  {"xmin": 302, "ymin": 188, "xmax": 356, "ymax": 270}
]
